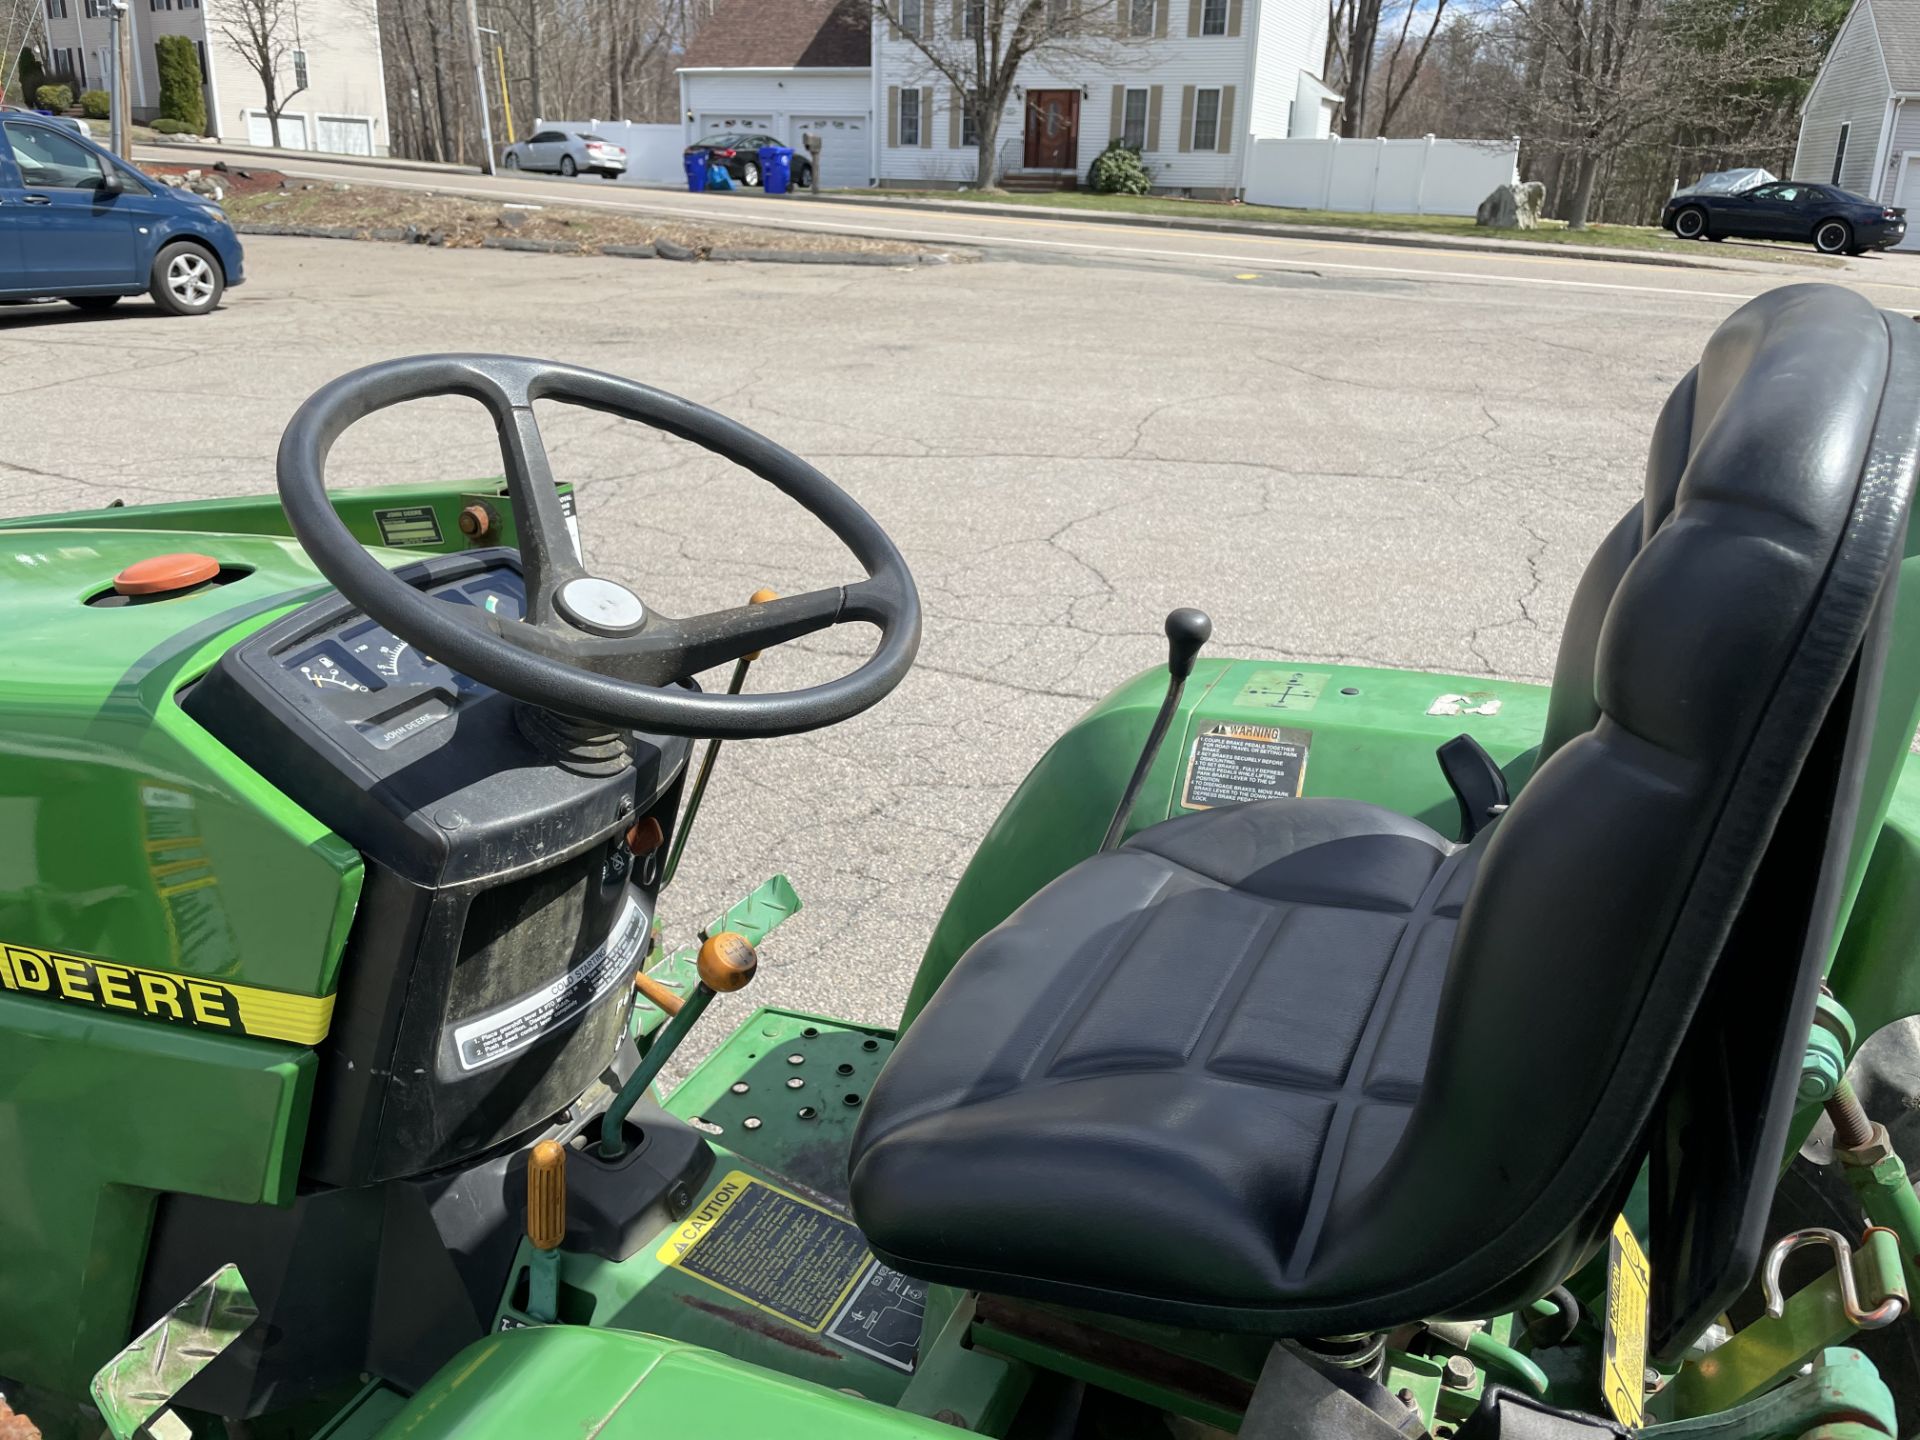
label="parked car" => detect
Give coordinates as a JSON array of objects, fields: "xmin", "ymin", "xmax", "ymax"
[
  {"xmin": 0, "ymin": 103, "xmax": 89, "ymax": 137},
  {"xmin": 0, "ymin": 113, "xmax": 243, "ymax": 316},
  {"xmin": 1660, "ymin": 179, "xmax": 1906, "ymax": 255},
  {"xmin": 684, "ymin": 132, "xmax": 815, "ymax": 190},
  {"xmin": 501, "ymin": 128, "xmax": 627, "ymax": 179}
]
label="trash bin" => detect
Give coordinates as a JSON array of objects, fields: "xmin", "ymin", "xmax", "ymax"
[
  {"xmin": 682, "ymin": 151, "xmax": 709, "ymax": 194},
  {"xmin": 758, "ymin": 145, "xmax": 793, "ymax": 196}
]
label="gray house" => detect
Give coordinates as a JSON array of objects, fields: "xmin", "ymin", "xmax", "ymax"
[{"xmin": 1792, "ymin": 0, "xmax": 1920, "ymax": 247}]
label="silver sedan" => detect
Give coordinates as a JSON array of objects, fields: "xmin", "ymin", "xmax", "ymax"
[{"xmin": 501, "ymin": 128, "xmax": 627, "ymax": 179}]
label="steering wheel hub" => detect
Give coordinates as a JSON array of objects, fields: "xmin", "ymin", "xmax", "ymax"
[
  {"xmin": 555, "ymin": 576, "xmax": 647, "ymax": 637},
  {"xmin": 275, "ymin": 354, "xmax": 921, "ymax": 739}
]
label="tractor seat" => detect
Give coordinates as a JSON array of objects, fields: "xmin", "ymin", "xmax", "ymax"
[{"xmin": 848, "ymin": 285, "xmax": 1920, "ymax": 1355}]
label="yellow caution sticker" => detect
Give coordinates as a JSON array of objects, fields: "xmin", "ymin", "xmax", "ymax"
[
  {"xmin": 0, "ymin": 940, "xmax": 333, "ymax": 1045},
  {"xmin": 657, "ymin": 1170, "xmax": 872, "ymax": 1333},
  {"xmin": 1602, "ymin": 1214, "xmax": 1652, "ymax": 1426}
]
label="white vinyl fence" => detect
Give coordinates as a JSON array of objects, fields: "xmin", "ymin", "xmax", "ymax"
[
  {"xmin": 1244, "ymin": 136, "xmax": 1519, "ymax": 216},
  {"xmin": 531, "ymin": 120, "xmax": 687, "ymax": 186}
]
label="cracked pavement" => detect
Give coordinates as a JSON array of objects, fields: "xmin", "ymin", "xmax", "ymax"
[{"xmin": 0, "ymin": 237, "xmax": 1884, "ymax": 1070}]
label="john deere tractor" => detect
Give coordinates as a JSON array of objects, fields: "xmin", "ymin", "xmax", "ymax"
[{"xmin": 6, "ymin": 282, "xmax": 1920, "ymax": 1440}]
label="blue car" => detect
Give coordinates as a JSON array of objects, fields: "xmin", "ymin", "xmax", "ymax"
[{"xmin": 0, "ymin": 114, "xmax": 244, "ymax": 317}]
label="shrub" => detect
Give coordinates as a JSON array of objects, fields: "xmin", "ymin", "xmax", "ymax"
[
  {"xmin": 150, "ymin": 118, "xmax": 197, "ymax": 136},
  {"xmin": 154, "ymin": 35, "xmax": 205, "ymax": 132},
  {"xmin": 1089, "ymin": 139, "xmax": 1152, "ymax": 196},
  {"xmin": 35, "ymin": 83, "xmax": 72, "ymax": 112},
  {"xmin": 13, "ymin": 48, "xmax": 46, "ymax": 107},
  {"xmin": 79, "ymin": 89, "xmax": 110, "ymax": 119}
]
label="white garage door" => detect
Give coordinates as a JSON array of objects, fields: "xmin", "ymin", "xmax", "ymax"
[
  {"xmin": 1894, "ymin": 155, "xmax": 1920, "ymax": 250},
  {"xmin": 697, "ymin": 113, "xmax": 772, "ymax": 140},
  {"xmin": 244, "ymin": 110, "xmax": 308, "ymax": 149},
  {"xmin": 315, "ymin": 114, "xmax": 375, "ymax": 157},
  {"xmin": 790, "ymin": 114, "xmax": 869, "ymax": 189}
]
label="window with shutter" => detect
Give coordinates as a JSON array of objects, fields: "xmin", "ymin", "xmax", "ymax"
[
  {"xmin": 1191, "ymin": 87, "xmax": 1220, "ymax": 148},
  {"xmin": 1201, "ymin": 0, "xmax": 1227, "ymax": 32},
  {"xmin": 900, "ymin": 88, "xmax": 922, "ymax": 147},
  {"xmin": 1129, "ymin": 0, "xmax": 1155, "ymax": 31},
  {"xmin": 1122, "ymin": 88, "xmax": 1148, "ymax": 148},
  {"xmin": 964, "ymin": 0, "xmax": 984, "ymax": 36},
  {"xmin": 901, "ymin": 0, "xmax": 923, "ymax": 33}
]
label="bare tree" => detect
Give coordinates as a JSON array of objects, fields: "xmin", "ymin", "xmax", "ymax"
[
  {"xmin": 212, "ymin": 0, "xmax": 310, "ymax": 147},
  {"xmin": 865, "ymin": 0, "xmax": 1132, "ymax": 189}
]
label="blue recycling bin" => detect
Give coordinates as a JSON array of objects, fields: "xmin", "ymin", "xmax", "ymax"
[
  {"xmin": 682, "ymin": 151, "xmax": 709, "ymax": 194},
  {"xmin": 758, "ymin": 145, "xmax": 793, "ymax": 196}
]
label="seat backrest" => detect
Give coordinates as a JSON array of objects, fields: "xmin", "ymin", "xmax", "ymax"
[{"xmin": 1337, "ymin": 286, "xmax": 1920, "ymax": 1357}]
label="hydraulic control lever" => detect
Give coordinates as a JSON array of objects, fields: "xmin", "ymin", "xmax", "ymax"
[
  {"xmin": 1101, "ymin": 608, "xmax": 1212, "ymax": 852},
  {"xmin": 599, "ymin": 931, "xmax": 758, "ymax": 1159}
]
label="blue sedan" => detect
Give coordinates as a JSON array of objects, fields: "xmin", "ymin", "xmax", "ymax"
[
  {"xmin": 0, "ymin": 114, "xmax": 245, "ymax": 316},
  {"xmin": 1660, "ymin": 180, "xmax": 1906, "ymax": 255}
]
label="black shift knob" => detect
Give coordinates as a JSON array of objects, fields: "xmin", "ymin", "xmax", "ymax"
[{"xmin": 1165, "ymin": 608, "xmax": 1212, "ymax": 680}]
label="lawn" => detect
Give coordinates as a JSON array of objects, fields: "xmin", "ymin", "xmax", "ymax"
[{"xmin": 859, "ymin": 189, "xmax": 1842, "ymax": 266}]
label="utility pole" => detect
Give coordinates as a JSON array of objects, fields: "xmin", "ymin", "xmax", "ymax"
[
  {"xmin": 464, "ymin": 0, "xmax": 495, "ymax": 174},
  {"xmin": 107, "ymin": 0, "xmax": 128, "ymax": 155}
]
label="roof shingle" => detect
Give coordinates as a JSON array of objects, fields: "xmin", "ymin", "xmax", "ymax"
[{"xmin": 681, "ymin": 0, "xmax": 872, "ymax": 69}]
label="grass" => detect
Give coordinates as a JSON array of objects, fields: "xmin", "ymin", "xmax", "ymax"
[{"xmin": 858, "ymin": 188, "xmax": 1844, "ymax": 266}]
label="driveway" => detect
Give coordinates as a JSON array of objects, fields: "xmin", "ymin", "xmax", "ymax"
[{"xmin": 0, "ymin": 234, "xmax": 1895, "ymax": 1065}]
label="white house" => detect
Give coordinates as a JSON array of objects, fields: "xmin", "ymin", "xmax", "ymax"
[
  {"xmin": 1791, "ymin": 0, "xmax": 1920, "ymax": 247},
  {"xmin": 676, "ymin": 0, "xmax": 1333, "ymax": 195},
  {"xmin": 35, "ymin": 0, "xmax": 389, "ymax": 156}
]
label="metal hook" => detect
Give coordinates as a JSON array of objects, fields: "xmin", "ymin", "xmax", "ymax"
[{"xmin": 1761, "ymin": 1227, "xmax": 1905, "ymax": 1329}]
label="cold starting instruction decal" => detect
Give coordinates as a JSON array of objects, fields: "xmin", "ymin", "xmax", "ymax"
[
  {"xmin": 372, "ymin": 505, "xmax": 445, "ymax": 549},
  {"xmin": 450, "ymin": 892, "xmax": 646, "ymax": 1071},
  {"xmin": 1602, "ymin": 1214, "xmax": 1651, "ymax": 1426},
  {"xmin": 1182, "ymin": 724, "xmax": 1311, "ymax": 809},
  {"xmin": 1234, "ymin": 669, "xmax": 1330, "ymax": 712},
  {"xmin": 658, "ymin": 1170, "xmax": 925, "ymax": 1370}
]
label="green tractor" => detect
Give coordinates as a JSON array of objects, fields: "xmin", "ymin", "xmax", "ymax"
[{"xmin": 6, "ymin": 282, "xmax": 1920, "ymax": 1440}]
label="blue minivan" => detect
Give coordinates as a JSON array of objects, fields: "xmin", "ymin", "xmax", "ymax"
[{"xmin": 0, "ymin": 114, "xmax": 244, "ymax": 317}]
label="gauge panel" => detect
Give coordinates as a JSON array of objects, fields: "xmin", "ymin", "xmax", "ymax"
[{"xmin": 275, "ymin": 569, "xmax": 527, "ymax": 748}]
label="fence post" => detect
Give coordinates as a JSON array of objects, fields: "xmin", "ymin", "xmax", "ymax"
[
  {"xmin": 1414, "ymin": 133, "xmax": 1435, "ymax": 215},
  {"xmin": 1321, "ymin": 134, "xmax": 1339, "ymax": 210},
  {"xmin": 1369, "ymin": 136, "xmax": 1386, "ymax": 213}
]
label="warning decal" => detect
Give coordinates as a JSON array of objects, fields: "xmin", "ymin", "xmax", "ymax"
[
  {"xmin": 1182, "ymin": 724, "xmax": 1311, "ymax": 809},
  {"xmin": 828, "ymin": 1261, "xmax": 926, "ymax": 1372},
  {"xmin": 372, "ymin": 506, "xmax": 445, "ymax": 549},
  {"xmin": 1601, "ymin": 1214, "xmax": 1650, "ymax": 1426},
  {"xmin": 658, "ymin": 1171, "xmax": 919, "ymax": 1360}
]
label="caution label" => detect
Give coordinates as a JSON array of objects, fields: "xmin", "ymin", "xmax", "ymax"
[
  {"xmin": 0, "ymin": 940, "xmax": 334, "ymax": 1044},
  {"xmin": 657, "ymin": 1171, "xmax": 881, "ymax": 1335},
  {"xmin": 1602, "ymin": 1214, "xmax": 1651, "ymax": 1426}
]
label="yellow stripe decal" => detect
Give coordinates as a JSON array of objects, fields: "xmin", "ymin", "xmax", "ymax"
[{"xmin": 0, "ymin": 940, "xmax": 332, "ymax": 1045}]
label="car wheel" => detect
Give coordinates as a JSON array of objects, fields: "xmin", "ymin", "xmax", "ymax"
[
  {"xmin": 504, "ymin": 152, "xmax": 520, "ymax": 170},
  {"xmin": 1814, "ymin": 219, "xmax": 1853, "ymax": 255},
  {"xmin": 743, "ymin": 160, "xmax": 761, "ymax": 187},
  {"xmin": 1673, "ymin": 206, "xmax": 1708, "ymax": 240},
  {"xmin": 66, "ymin": 295, "xmax": 121, "ymax": 313},
  {"xmin": 149, "ymin": 242, "xmax": 223, "ymax": 316},
  {"xmin": 560, "ymin": 155, "xmax": 577, "ymax": 177},
  {"xmin": 799, "ymin": 163, "xmax": 813, "ymax": 189}
]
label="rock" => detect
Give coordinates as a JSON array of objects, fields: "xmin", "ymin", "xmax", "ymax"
[
  {"xmin": 497, "ymin": 210, "xmax": 527, "ymax": 230},
  {"xmin": 1476, "ymin": 180, "xmax": 1546, "ymax": 230},
  {"xmin": 482, "ymin": 235, "xmax": 581, "ymax": 253},
  {"xmin": 330, "ymin": 182, "xmax": 352, "ymax": 192},
  {"xmin": 0, "ymin": 1398, "xmax": 44, "ymax": 1440},
  {"xmin": 602, "ymin": 243, "xmax": 657, "ymax": 259},
  {"xmin": 655, "ymin": 238, "xmax": 697, "ymax": 261},
  {"xmin": 213, "ymin": 160, "xmax": 228, "ymax": 172},
  {"xmin": 184, "ymin": 168, "xmax": 201, "ymax": 180}
]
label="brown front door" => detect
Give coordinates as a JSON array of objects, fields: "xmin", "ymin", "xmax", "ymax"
[{"xmin": 1023, "ymin": 89, "xmax": 1080, "ymax": 170}]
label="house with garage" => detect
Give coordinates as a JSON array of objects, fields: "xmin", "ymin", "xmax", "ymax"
[
  {"xmin": 677, "ymin": 0, "xmax": 876, "ymax": 192},
  {"xmin": 34, "ymin": 0, "xmax": 389, "ymax": 155},
  {"xmin": 677, "ymin": 0, "xmax": 1332, "ymax": 195},
  {"xmin": 1791, "ymin": 0, "xmax": 1920, "ymax": 248}
]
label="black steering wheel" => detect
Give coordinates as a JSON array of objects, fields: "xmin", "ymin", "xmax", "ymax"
[{"xmin": 276, "ymin": 355, "xmax": 920, "ymax": 739}]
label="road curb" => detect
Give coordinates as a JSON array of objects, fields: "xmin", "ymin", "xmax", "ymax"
[
  {"xmin": 811, "ymin": 192, "xmax": 1818, "ymax": 273},
  {"xmin": 232, "ymin": 221, "xmax": 943, "ymax": 266}
]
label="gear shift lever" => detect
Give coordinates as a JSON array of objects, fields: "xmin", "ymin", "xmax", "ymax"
[{"xmin": 1101, "ymin": 608, "xmax": 1211, "ymax": 852}]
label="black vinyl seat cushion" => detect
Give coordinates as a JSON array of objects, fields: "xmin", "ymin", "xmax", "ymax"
[
  {"xmin": 849, "ymin": 799, "xmax": 1479, "ymax": 1319},
  {"xmin": 848, "ymin": 286, "xmax": 1920, "ymax": 1347}
]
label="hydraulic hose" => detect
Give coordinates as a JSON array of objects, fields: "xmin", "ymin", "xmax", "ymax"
[{"xmin": 1467, "ymin": 1330, "xmax": 1551, "ymax": 1398}]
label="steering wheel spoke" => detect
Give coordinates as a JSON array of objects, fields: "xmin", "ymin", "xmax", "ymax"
[{"xmin": 276, "ymin": 354, "xmax": 921, "ymax": 739}]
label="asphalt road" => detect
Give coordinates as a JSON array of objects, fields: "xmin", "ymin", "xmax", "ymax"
[{"xmin": 0, "ymin": 226, "xmax": 1907, "ymax": 1070}]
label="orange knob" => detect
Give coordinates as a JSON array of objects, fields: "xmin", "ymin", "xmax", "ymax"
[
  {"xmin": 697, "ymin": 932, "xmax": 758, "ymax": 992},
  {"xmin": 744, "ymin": 587, "xmax": 779, "ymax": 661},
  {"xmin": 527, "ymin": 1139, "xmax": 567, "ymax": 1251},
  {"xmin": 113, "ymin": 553, "xmax": 219, "ymax": 596}
]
